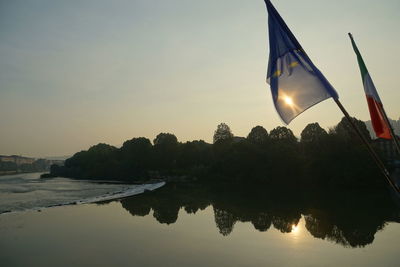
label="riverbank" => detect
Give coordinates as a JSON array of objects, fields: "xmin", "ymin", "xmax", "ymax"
[{"xmin": 0, "ymin": 170, "xmax": 46, "ymax": 176}]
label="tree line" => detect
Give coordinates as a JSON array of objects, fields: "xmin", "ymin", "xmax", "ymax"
[{"xmin": 49, "ymin": 117, "xmax": 387, "ymax": 189}]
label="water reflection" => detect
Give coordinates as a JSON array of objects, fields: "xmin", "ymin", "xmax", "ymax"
[{"xmin": 118, "ymin": 183, "xmax": 400, "ymax": 248}]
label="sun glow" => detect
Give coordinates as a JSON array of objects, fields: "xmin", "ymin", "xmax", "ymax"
[
  {"xmin": 284, "ymin": 96, "xmax": 294, "ymax": 106},
  {"xmin": 278, "ymin": 92, "xmax": 301, "ymax": 114},
  {"xmin": 291, "ymin": 224, "xmax": 299, "ymax": 234}
]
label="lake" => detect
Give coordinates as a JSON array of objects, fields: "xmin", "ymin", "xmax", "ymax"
[{"xmin": 1, "ymin": 173, "xmax": 400, "ymax": 266}]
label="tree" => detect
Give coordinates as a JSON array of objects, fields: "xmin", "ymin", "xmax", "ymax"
[
  {"xmin": 63, "ymin": 143, "xmax": 119, "ymax": 179},
  {"xmin": 153, "ymin": 133, "xmax": 179, "ymax": 171},
  {"xmin": 269, "ymin": 126, "xmax": 297, "ymax": 144},
  {"xmin": 213, "ymin": 123, "xmax": 234, "ymax": 144},
  {"xmin": 153, "ymin": 133, "xmax": 178, "ymax": 147},
  {"xmin": 121, "ymin": 137, "xmax": 153, "ymax": 174},
  {"xmin": 122, "ymin": 137, "xmax": 152, "ymax": 153},
  {"xmin": 300, "ymin": 123, "xmax": 328, "ymax": 144},
  {"xmin": 178, "ymin": 140, "xmax": 212, "ymax": 170},
  {"xmin": 65, "ymin": 143, "xmax": 117, "ymax": 169},
  {"xmin": 247, "ymin": 126, "xmax": 269, "ymax": 144},
  {"xmin": 333, "ymin": 117, "xmax": 371, "ymax": 142}
]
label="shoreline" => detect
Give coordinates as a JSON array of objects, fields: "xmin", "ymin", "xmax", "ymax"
[
  {"xmin": 0, "ymin": 180, "xmax": 165, "ymax": 216},
  {"xmin": 0, "ymin": 171, "xmax": 45, "ymax": 176}
]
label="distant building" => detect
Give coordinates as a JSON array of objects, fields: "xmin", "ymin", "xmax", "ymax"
[
  {"xmin": 0, "ymin": 155, "xmax": 64, "ymax": 174},
  {"xmin": 372, "ymin": 137, "xmax": 399, "ymax": 161},
  {"xmin": 0, "ymin": 155, "xmax": 35, "ymax": 165}
]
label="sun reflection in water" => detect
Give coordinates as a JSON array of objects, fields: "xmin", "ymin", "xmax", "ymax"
[{"xmin": 291, "ymin": 224, "xmax": 299, "ymax": 234}]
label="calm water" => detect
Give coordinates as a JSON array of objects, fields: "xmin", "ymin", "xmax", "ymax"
[{"xmin": 1, "ymin": 175, "xmax": 400, "ymax": 266}]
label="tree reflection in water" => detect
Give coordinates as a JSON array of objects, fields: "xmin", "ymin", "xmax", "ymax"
[{"xmin": 118, "ymin": 182, "xmax": 400, "ymax": 248}]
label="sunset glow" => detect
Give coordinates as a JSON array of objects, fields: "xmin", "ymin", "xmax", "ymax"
[
  {"xmin": 291, "ymin": 224, "xmax": 299, "ymax": 234},
  {"xmin": 284, "ymin": 96, "xmax": 294, "ymax": 106}
]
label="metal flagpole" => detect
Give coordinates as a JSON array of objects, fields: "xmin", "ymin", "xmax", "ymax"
[
  {"xmin": 347, "ymin": 33, "xmax": 400, "ymax": 156},
  {"xmin": 333, "ymin": 98, "xmax": 400, "ymax": 194}
]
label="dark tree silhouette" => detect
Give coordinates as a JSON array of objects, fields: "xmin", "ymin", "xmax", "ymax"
[
  {"xmin": 153, "ymin": 133, "xmax": 178, "ymax": 146},
  {"xmin": 213, "ymin": 123, "xmax": 234, "ymax": 144},
  {"xmin": 177, "ymin": 140, "xmax": 212, "ymax": 172},
  {"xmin": 153, "ymin": 133, "xmax": 179, "ymax": 171},
  {"xmin": 63, "ymin": 143, "xmax": 118, "ymax": 179},
  {"xmin": 48, "ymin": 116, "xmax": 385, "ymax": 188},
  {"xmin": 301, "ymin": 123, "xmax": 328, "ymax": 144},
  {"xmin": 333, "ymin": 117, "xmax": 371, "ymax": 142},
  {"xmin": 269, "ymin": 126, "xmax": 297, "ymax": 144},
  {"xmin": 214, "ymin": 208, "xmax": 236, "ymax": 236},
  {"xmin": 247, "ymin": 126, "xmax": 269, "ymax": 144},
  {"xmin": 122, "ymin": 137, "xmax": 152, "ymax": 154},
  {"xmin": 120, "ymin": 137, "xmax": 153, "ymax": 177},
  {"xmin": 251, "ymin": 213, "xmax": 272, "ymax": 232}
]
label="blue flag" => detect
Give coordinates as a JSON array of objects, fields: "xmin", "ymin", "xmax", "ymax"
[{"xmin": 265, "ymin": 0, "xmax": 338, "ymax": 124}]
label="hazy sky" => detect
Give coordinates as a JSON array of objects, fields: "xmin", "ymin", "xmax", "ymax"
[{"xmin": 1, "ymin": 0, "xmax": 399, "ymax": 157}]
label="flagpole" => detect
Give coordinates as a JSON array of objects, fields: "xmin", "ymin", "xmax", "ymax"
[
  {"xmin": 333, "ymin": 98, "xmax": 400, "ymax": 194},
  {"xmin": 263, "ymin": 1, "xmax": 399, "ymax": 194},
  {"xmin": 347, "ymin": 33, "xmax": 400, "ymax": 156}
]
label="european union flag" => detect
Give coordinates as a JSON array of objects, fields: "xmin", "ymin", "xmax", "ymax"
[{"xmin": 265, "ymin": 0, "xmax": 338, "ymax": 124}]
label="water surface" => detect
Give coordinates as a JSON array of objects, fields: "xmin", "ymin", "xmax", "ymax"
[
  {"xmin": 0, "ymin": 173, "xmax": 161, "ymax": 213},
  {"xmin": 1, "ymin": 177, "xmax": 400, "ymax": 266}
]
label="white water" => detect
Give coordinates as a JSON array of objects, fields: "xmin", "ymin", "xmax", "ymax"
[{"xmin": 0, "ymin": 172, "xmax": 165, "ymax": 214}]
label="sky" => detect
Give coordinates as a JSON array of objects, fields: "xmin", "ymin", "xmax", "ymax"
[{"xmin": 1, "ymin": 0, "xmax": 399, "ymax": 158}]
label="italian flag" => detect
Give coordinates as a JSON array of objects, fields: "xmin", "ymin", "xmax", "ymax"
[{"xmin": 349, "ymin": 33, "xmax": 392, "ymax": 140}]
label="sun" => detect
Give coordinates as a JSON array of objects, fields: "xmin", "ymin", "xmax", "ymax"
[
  {"xmin": 291, "ymin": 224, "xmax": 299, "ymax": 233},
  {"xmin": 284, "ymin": 96, "xmax": 294, "ymax": 106}
]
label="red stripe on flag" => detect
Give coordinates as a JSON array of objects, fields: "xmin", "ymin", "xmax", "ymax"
[{"xmin": 366, "ymin": 96, "xmax": 391, "ymax": 139}]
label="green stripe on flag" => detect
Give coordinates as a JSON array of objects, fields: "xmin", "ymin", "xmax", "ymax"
[{"xmin": 349, "ymin": 33, "xmax": 369, "ymax": 83}]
